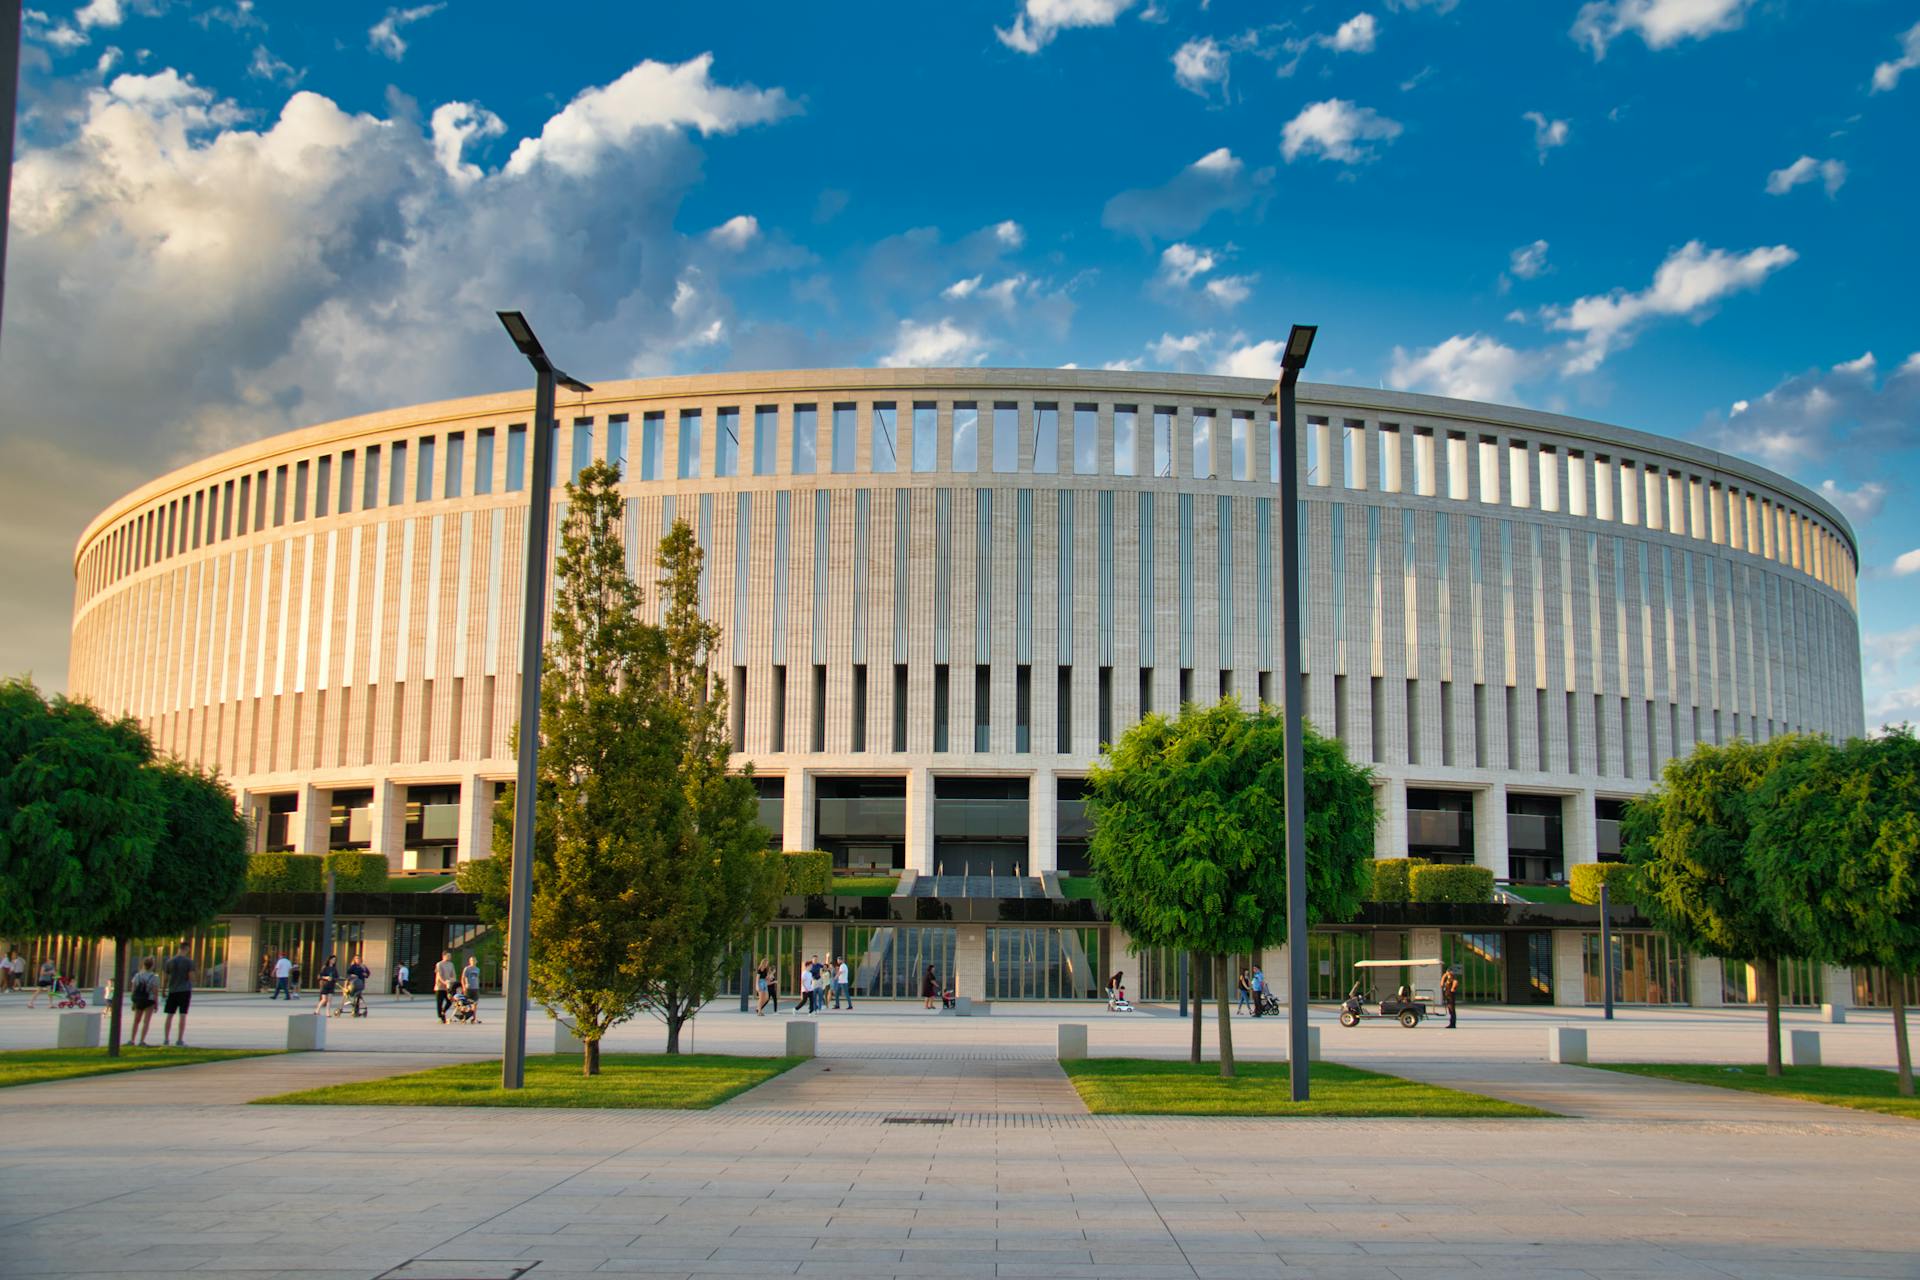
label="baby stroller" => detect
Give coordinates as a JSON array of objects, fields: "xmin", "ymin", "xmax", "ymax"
[
  {"xmin": 448, "ymin": 991, "xmax": 480, "ymax": 1024},
  {"xmin": 1252, "ymin": 989, "xmax": 1281, "ymax": 1017},
  {"xmin": 1106, "ymin": 979, "xmax": 1134, "ymax": 1013},
  {"xmin": 53, "ymin": 976, "xmax": 88, "ymax": 1009},
  {"xmin": 334, "ymin": 973, "xmax": 368, "ymax": 1019},
  {"xmin": 940, "ymin": 986, "xmax": 956, "ymax": 1010}
]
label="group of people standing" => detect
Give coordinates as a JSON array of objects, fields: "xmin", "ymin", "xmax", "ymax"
[{"xmin": 754, "ymin": 954, "xmax": 851, "ymax": 1014}]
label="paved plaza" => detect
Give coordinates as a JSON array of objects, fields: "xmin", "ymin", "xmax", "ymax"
[{"xmin": 2, "ymin": 997, "xmax": 1917, "ymax": 1278}]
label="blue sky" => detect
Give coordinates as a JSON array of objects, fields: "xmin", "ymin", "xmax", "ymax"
[{"xmin": 3, "ymin": 0, "xmax": 1917, "ymax": 723}]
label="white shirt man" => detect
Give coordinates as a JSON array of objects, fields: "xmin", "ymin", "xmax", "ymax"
[{"xmin": 798, "ymin": 964, "xmax": 816, "ymax": 1014}]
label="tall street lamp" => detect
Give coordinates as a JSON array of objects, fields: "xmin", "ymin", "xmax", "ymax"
[
  {"xmin": 1267, "ymin": 323, "xmax": 1317, "ymax": 1101},
  {"xmin": 495, "ymin": 310, "xmax": 592, "ymax": 1090}
]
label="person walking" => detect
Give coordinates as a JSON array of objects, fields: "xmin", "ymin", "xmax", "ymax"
[
  {"xmin": 127, "ymin": 956, "xmax": 160, "ymax": 1046},
  {"xmin": 3, "ymin": 948, "xmax": 22, "ymax": 994},
  {"xmin": 26, "ymin": 958, "xmax": 57, "ymax": 1008},
  {"xmin": 433, "ymin": 950, "xmax": 456, "ymax": 1023},
  {"xmin": 394, "ymin": 960, "xmax": 412, "ymax": 999},
  {"xmin": 810, "ymin": 956, "xmax": 826, "ymax": 1015},
  {"xmin": 796, "ymin": 960, "xmax": 816, "ymax": 1014},
  {"xmin": 314, "ymin": 954, "xmax": 339, "ymax": 1015},
  {"xmin": 1442, "ymin": 966, "xmax": 1460, "ymax": 1030},
  {"xmin": 270, "ymin": 952, "xmax": 294, "ymax": 1001},
  {"xmin": 754, "ymin": 960, "xmax": 770, "ymax": 1015},
  {"xmin": 460, "ymin": 955, "xmax": 481, "ymax": 1020},
  {"xmin": 161, "ymin": 946, "xmax": 196, "ymax": 1046},
  {"xmin": 0, "ymin": 948, "xmax": 14, "ymax": 994},
  {"xmin": 1235, "ymin": 968, "xmax": 1252, "ymax": 1015},
  {"xmin": 921, "ymin": 964, "xmax": 939, "ymax": 1011},
  {"xmin": 1249, "ymin": 966, "xmax": 1266, "ymax": 1016},
  {"xmin": 834, "ymin": 956, "xmax": 851, "ymax": 1011}
]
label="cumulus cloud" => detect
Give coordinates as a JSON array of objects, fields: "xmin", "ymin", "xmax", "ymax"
[
  {"xmin": 1817, "ymin": 479, "xmax": 1886, "ymax": 522},
  {"xmin": 1893, "ymin": 549, "xmax": 1920, "ymax": 576},
  {"xmin": 1699, "ymin": 350, "xmax": 1920, "ymax": 468},
  {"xmin": 1204, "ymin": 276, "xmax": 1254, "ymax": 307},
  {"xmin": 1327, "ymin": 13, "xmax": 1378, "ymax": 52},
  {"xmin": 706, "ymin": 214, "xmax": 761, "ymax": 250},
  {"xmin": 1151, "ymin": 242, "xmax": 1254, "ymax": 310},
  {"xmin": 367, "ymin": 3, "xmax": 444, "ymax": 61},
  {"xmin": 1524, "ymin": 111, "xmax": 1569, "ymax": 162},
  {"xmin": 880, "ymin": 318, "xmax": 991, "ymax": 367},
  {"xmin": 1543, "ymin": 240, "xmax": 1796, "ymax": 375},
  {"xmin": 996, "ymin": 0, "xmax": 1136, "ymax": 53},
  {"xmin": 247, "ymin": 44, "xmax": 302, "ymax": 87},
  {"xmin": 74, "ymin": 0, "xmax": 124, "ymax": 31},
  {"xmin": 1765, "ymin": 155, "xmax": 1846, "ymax": 197},
  {"xmin": 429, "ymin": 101, "xmax": 505, "ymax": 188},
  {"xmin": 1172, "ymin": 36, "xmax": 1230, "ymax": 98},
  {"xmin": 1214, "ymin": 338, "xmax": 1290, "ymax": 379},
  {"xmin": 1509, "ymin": 239, "xmax": 1550, "ymax": 280},
  {"xmin": 1157, "ymin": 242, "xmax": 1217, "ymax": 287},
  {"xmin": 1388, "ymin": 334, "xmax": 1537, "ymax": 403},
  {"xmin": 1871, "ymin": 21, "xmax": 1920, "ymax": 92},
  {"xmin": 1573, "ymin": 0, "xmax": 1752, "ymax": 59},
  {"xmin": 1281, "ymin": 99, "xmax": 1402, "ymax": 164},
  {"xmin": 1102, "ymin": 147, "xmax": 1272, "ymax": 240}
]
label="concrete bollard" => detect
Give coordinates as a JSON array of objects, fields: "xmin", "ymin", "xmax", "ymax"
[
  {"xmin": 1548, "ymin": 1026, "xmax": 1588, "ymax": 1064},
  {"xmin": 1281, "ymin": 1026, "xmax": 1322, "ymax": 1061},
  {"xmin": 952, "ymin": 996, "xmax": 974, "ymax": 1017},
  {"xmin": 552, "ymin": 1019, "xmax": 583, "ymax": 1054},
  {"xmin": 785, "ymin": 1018, "xmax": 817, "ymax": 1058},
  {"xmin": 1786, "ymin": 1029, "xmax": 1821, "ymax": 1067},
  {"xmin": 1057, "ymin": 1023, "xmax": 1088, "ymax": 1061},
  {"xmin": 286, "ymin": 1013, "xmax": 326, "ymax": 1052},
  {"xmin": 56, "ymin": 1011, "xmax": 102, "ymax": 1049},
  {"xmin": 1819, "ymin": 1004, "xmax": 1846, "ymax": 1025}
]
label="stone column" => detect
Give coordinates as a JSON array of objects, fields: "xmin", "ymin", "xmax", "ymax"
[
  {"xmin": 1561, "ymin": 789, "xmax": 1597, "ymax": 871},
  {"xmin": 1374, "ymin": 776, "xmax": 1407, "ymax": 859},
  {"xmin": 1823, "ymin": 964, "xmax": 1854, "ymax": 1010},
  {"xmin": 371, "ymin": 779, "xmax": 405, "ymax": 870},
  {"xmin": 1028, "ymin": 768, "xmax": 1056, "ymax": 877},
  {"xmin": 1267, "ymin": 941, "xmax": 1291, "ymax": 1004},
  {"xmin": 786, "ymin": 768, "xmax": 815, "ymax": 852},
  {"xmin": 1473, "ymin": 782, "xmax": 1510, "ymax": 881},
  {"xmin": 456, "ymin": 772, "xmax": 493, "ymax": 864},
  {"xmin": 955, "ymin": 924, "xmax": 987, "ymax": 1001},
  {"xmin": 361, "ymin": 917, "xmax": 396, "ymax": 994},
  {"xmin": 297, "ymin": 782, "xmax": 329, "ymax": 855},
  {"xmin": 1691, "ymin": 956, "xmax": 1726, "ymax": 1008},
  {"xmin": 227, "ymin": 916, "xmax": 261, "ymax": 993},
  {"xmin": 905, "ymin": 767, "xmax": 935, "ymax": 875},
  {"xmin": 1552, "ymin": 928, "xmax": 1587, "ymax": 1007}
]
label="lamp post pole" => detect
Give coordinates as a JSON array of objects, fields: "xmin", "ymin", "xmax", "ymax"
[
  {"xmin": 1271, "ymin": 324, "xmax": 1318, "ymax": 1102},
  {"xmin": 495, "ymin": 310, "xmax": 591, "ymax": 1090}
]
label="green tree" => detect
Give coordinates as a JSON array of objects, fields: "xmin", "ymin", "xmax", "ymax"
[
  {"xmin": 525, "ymin": 461, "xmax": 680, "ymax": 1075},
  {"xmin": 1625, "ymin": 735, "xmax": 1813, "ymax": 1077},
  {"xmin": 637, "ymin": 521, "xmax": 782, "ymax": 1053},
  {"xmin": 99, "ymin": 761, "xmax": 250, "ymax": 1056},
  {"xmin": 1752, "ymin": 728, "xmax": 1920, "ymax": 1096},
  {"xmin": 1086, "ymin": 702, "xmax": 1376, "ymax": 1076},
  {"xmin": 0, "ymin": 679, "xmax": 160, "ymax": 942}
]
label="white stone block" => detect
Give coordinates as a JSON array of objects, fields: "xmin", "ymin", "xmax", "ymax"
[
  {"xmin": 286, "ymin": 1013, "xmax": 326, "ymax": 1052},
  {"xmin": 1819, "ymin": 1004, "xmax": 1845, "ymax": 1024},
  {"xmin": 785, "ymin": 1019, "xmax": 817, "ymax": 1058},
  {"xmin": 1786, "ymin": 1029, "xmax": 1821, "ymax": 1067},
  {"xmin": 56, "ymin": 1011, "xmax": 102, "ymax": 1049},
  {"xmin": 1057, "ymin": 1023, "xmax": 1088, "ymax": 1061},
  {"xmin": 952, "ymin": 995, "xmax": 974, "ymax": 1016},
  {"xmin": 553, "ymin": 1019, "xmax": 583, "ymax": 1054},
  {"xmin": 1548, "ymin": 1026, "xmax": 1587, "ymax": 1064}
]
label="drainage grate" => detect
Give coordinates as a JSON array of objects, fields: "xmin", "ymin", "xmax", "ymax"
[{"xmin": 883, "ymin": 1116, "xmax": 955, "ymax": 1125}]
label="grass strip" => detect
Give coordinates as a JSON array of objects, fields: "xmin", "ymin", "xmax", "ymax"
[
  {"xmin": 1594, "ymin": 1063, "xmax": 1920, "ymax": 1120},
  {"xmin": 254, "ymin": 1052, "xmax": 804, "ymax": 1109},
  {"xmin": 0, "ymin": 1047, "xmax": 280, "ymax": 1090},
  {"xmin": 1503, "ymin": 884, "xmax": 1576, "ymax": 904},
  {"xmin": 831, "ymin": 876, "xmax": 900, "ymax": 897},
  {"xmin": 1058, "ymin": 876, "xmax": 1100, "ymax": 900},
  {"xmin": 1064, "ymin": 1058, "xmax": 1552, "ymax": 1117}
]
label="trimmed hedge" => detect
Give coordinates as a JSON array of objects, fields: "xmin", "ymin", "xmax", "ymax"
[
  {"xmin": 325, "ymin": 851, "xmax": 391, "ymax": 892},
  {"xmin": 1409, "ymin": 863, "xmax": 1495, "ymax": 904},
  {"xmin": 780, "ymin": 850, "xmax": 833, "ymax": 895},
  {"xmin": 1370, "ymin": 857, "xmax": 1424, "ymax": 904},
  {"xmin": 244, "ymin": 853, "xmax": 324, "ymax": 893},
  {"xmin": 1570, "ymin": 861, "xmax": 1638, "ymax": 907}
]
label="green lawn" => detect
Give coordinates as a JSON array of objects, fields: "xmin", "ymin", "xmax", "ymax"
[
  {"xmin": 255, "ymin": 1052, "xmax": 804, "ymax": 1109},
  {"xmin": 1058, "ymin": 876, "xmax": 1100, "ymax": 900},
  {"xmin": 384, "ymin": 874, "xmax": 456, "ymax": 893},
  {"xmin": 1503, "ymin": 884, "xmax": 1575, "ymax": 904},
  {"xmin": 0, "ymin": 1047, "xmax": 279, "ymax": 1090},
  {"xmin": 1595, "ymin": 1063, "xmax": 1920, "ymax": 1120},
  {"xmin": 1063, "ymin": 1058, "xmax": 1552, "ymax": 1117},
  {"xmin": 832, "ymin": 876, "xmax": 899, "ymax": 897}
]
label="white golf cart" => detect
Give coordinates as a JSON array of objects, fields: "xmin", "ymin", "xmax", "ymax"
[{"xmin": 1337, "ymin": 958, "xmax": 1442, "ymax": 1028}]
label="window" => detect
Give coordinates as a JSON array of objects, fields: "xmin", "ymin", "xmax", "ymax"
[
  {"xmin": 1378, "ymin": 425, "xmax": 1401, "ymax": 492},
  {"xmin": 1073, "ymin": 405, "xmax": 1098, "ymax": 474},
  {"xmin": 474, "ymin": 429, "xmax": 494, "ymax": 495},
  {"xmin": 571, "ymin": 419, "xmax": 593, "ymax": 483},
  {"xmin": 272, "ymin": 466, "xmax": 288, "ymax": 526},
  {"xmin": 315, "ymin": 457, "xmax": 331, "ymax": 518},
  {"xmin": 716, "ymin": 408, "xmax": 741, "ymax": 477},
  {"xmin": 605, "ymin": 416, "xmax": 627, "ymax": 480},
  {"xmin": 338, "ymin": 452, "xmax": 356, "ymax": 514},
  {"xmin": 445, "ymin": 432, "xmax": 464, "ymax": 499},
  {"xmin": 640, "ymin": 413, "xmax": 664, "ymax": 480},
  {"xmin": 754, "ymin": 407, "xmax": 778, "ymax": 475},
  {"xmin": 293, "ymin": 460, "xmax": 309, "ymax": 522},
  {"xmin": 872, "ymin": 403, "xmax": 898, "ymax": 473},
  {"xmin": 913, "ymin": 404, "xmax": 937, "ymax": 472},
  {"xmin": 1153, "ymin": 409, "xmax": 1174, "ymax": 477},
  {"xmin": 678, "ymin": 410, "xmax": 703, "ymax": 479},
  {"xmin": 1232, "ymin": 414, "xmax": 1252, "ymax": 482},
  {"xmin": 365, "ymin": 445, "xmax": 383, "ymax": 506},
  {"xmin": 1305, "ymin": 418, "xmax": 1324, "ymax": 485},
  {"xmin": 793, "ymin": 404, "xmax": 818, "ymax": 474},
  {"xmin": 504, "ymin": 428, "xmax": 525, "ymax": 492},
  {"xmin": 1342, "ymin": 422, "xmax": 1364, "ymax": 489},
  {"xmin": 1032, "ymin": 404, "xmax": 1058, "ymax": 473},
  {"xmin": 1193, "ymin": 410, "xmax": 1213, "ymax": 479},
  {"xmin": 832, "ymin": 403, "xmax": 856, "ymax": 473},
  {"xmin": 1113, "ymin": 406, "xmax": 1137, "ymax": 476},
  {"xmin": 952, "ymin": 403, "xmax": 978, "ymax": 471},
  {"xmin": 993, "ymin": 403, "xmax": 1018, "ymax": 472},
  {"xmin": 416, "ymin": 437, "xmax": 437, "ymax": 502}
]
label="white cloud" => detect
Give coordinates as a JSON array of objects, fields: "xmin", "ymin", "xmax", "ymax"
[
  {"xmin": 1388, "ymin": 333, "xmax": 1535, "ymax": 402},
  {"xmin": 1385, "ymin": 0, "xmax": 1456, "ymax": 10},
  {"xmin": 996, "ymin": 0, "xmax": 1136, "ymax": 53},
  {"xmin": 992, "ymin": 220, "xmax": 1025, "ymax": 248},
  {"xmin": 428, "ymin": 101, "xmax": 504, "ymax": 189},
  {"xmin": 367, "ymin": 3, "xmax": 444, "ymax": 61},
  {"xmin": 1102, "ymin": 357, "xmax": 1146, "ymax": 372},
  {"xmin": 1871, "ymin": 21, "xmax": 1920, "ymax": 93},
  {"xmin": 1157, "ymin": 242, "xmax": 1217, "ymax": 287},
  {"xmin": 1572, "ymin": 0, "xmax": 1752, "ymax": 59},
  {"xmin": 880, "ymin": 318, "xmax": 990, "ymax": 367},
  {"xmin": 1204, "ymin": 275, "xmax": 1254, "ymax": 307},
  {"xmin": 504, "ymin": 54, "xmax": 794, "ymax": 177},
  {"xmin": 1817, "ymin": 479, "xmax": 1886, "ymax": 522},
  {"xmin": 1699, "ymin": 349, "xmax": 1920, "ymax": 469},
  {"xmin": 1149, "ymin": 331, "xmax": 1213, "ymax": 366},
  {"xmin": 247, "ymin": 44, "xmax": 302, "ymax": 87},
  {"xmin": 1893, "ymin": 549, "xmax": 1920, "ymax": 576},
  {"xmin": 1509, "ymin": 239, "xmax": 1550, "ymax": 280},
  {"xmin": 1281, "ymin": 99, "xmax": 1402, "ymax": 164},
  {"xmin": 74, "ymin": 0, "xmax": 123, "ymax": 30},
  {"xmin": 1544, "ymin": 240, "xmax": 1796, "ymax": 375},
  {"xmin": 1102, "ymin": 147, "xmax": 1272, "ymax": 240},
  {"xmin": 1523, "ymin": 111, "xmax": 1569, "ymax": 162},
  {"xmin": 706, "ymin": 214, "xmax": 761, "ymax": 250},
  {"xmin": 1172, "ymin": 36, "xmax": 1230, "ymax": 97},
  {"xmin": 1766, "ymin": 155, "xmax": 1846, "ymax": 197},
  {"xmin": 1214, "ymin": 338, "xmax": 1289, "ymax": 379},
  {"xmin": 942, "ymin": 275, "xmax": 982, "ymax": 300},
  {"xmin": 1327, "ymin": 13, "xmax": 1378, "ymax": 52}
]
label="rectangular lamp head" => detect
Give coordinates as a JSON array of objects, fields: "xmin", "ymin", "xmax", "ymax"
[
  {"xmin": 496, "ymin": 310, "xmax": 544, "ymax": 360},
  {"xmin": 1282, "ymin": 324, "xmax": 1318, "ymax": 371}
]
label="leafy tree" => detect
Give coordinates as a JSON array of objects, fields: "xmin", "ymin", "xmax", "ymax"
[
  {"xmin": 1626, "ymin": 735, "xmax": 1814, "ymax": 1077},
  {"xmin": 99, "ymin": 761, "xmax": 249, "ymax": 1056},
  {"xmin": 456, "ymin": 779, "xmax": 555, "ymax": 933},
  {"xmin": 0, "ymin": 679, "xmax": 160, "ymax": 941},
  {"xmin": 1752, "ymin": 728, "xmax": 1920, "ymax": 1096},
  {"xmin": 1086, "ymin": 702, "xmax": 1375, "ymax": 1076}
]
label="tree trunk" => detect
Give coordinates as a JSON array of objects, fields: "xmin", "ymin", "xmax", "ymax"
[
  {"xmin": 1761, "ymin": 956, "xmax": 1782, "ymax": 1077},
  {"xmin": 1189, "ymin": 952, "xmax": 1202, "ymax": 1065},
  {"xmin": 1892, "ymin": 971, "xmax": 1913, "ymax": 1099},
  {"xmin": 583, "ymin": 1037, "xmax": 600, "ymax": 1077},
  {"xmin": 1215, "ymin": 953, "xmax": 1235, "ymax": 1078},
  {"xmin": 665, "ymin": 1010, "xmax": 684, "ymax": 1055},
  {"xmin": 106, "ymin": 937, "xmax": 129, "ymax": 1058}
]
